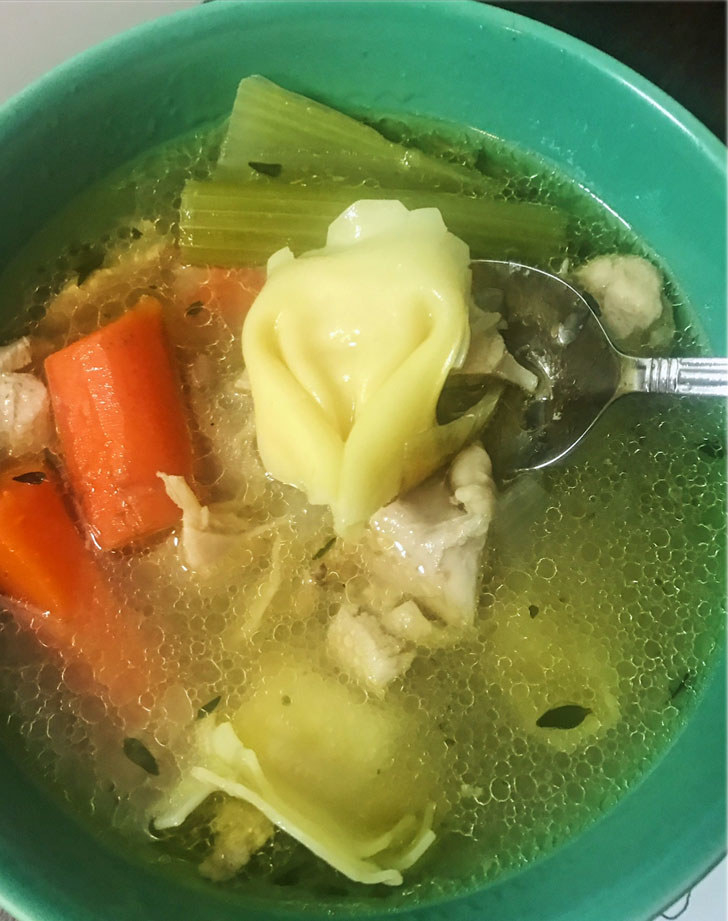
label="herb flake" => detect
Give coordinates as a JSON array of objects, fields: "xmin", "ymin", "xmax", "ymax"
[
  {"xmin": 669, "ymin": 672, "xmax": 692, "ymax": 702},
  {"xmin": 123, "ymin": 737, "xmax": 159, "ymax": 775},
  {"xmin": 536, "ymin": 704, "xmax": 591, "ymax": 730},
  {"xmin": 313, "ymin": 537, "xmax": 336, "ymax": 560},
  {"xmin": 186, "ymin": 301, "xmax": 205, "ymax": 317},
  {"xmin": 248, "ymin": 161, "xmax": 283, "ymax": 178},
  {"xmin": 12, "ymin": 471, "xmax": 46, "ymax": 485},
  {"xmin": 197, "ymin": 695, "xmax": 221, "ymax": 719}
]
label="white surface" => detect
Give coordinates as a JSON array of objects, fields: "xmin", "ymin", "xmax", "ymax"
[
  {"xmin": 0, "ymin": 0, "xmax": 197, "ymax": 106},
  {"xmin": 0, "ymin": 2, "xmax": 724, "ymax": 921}
]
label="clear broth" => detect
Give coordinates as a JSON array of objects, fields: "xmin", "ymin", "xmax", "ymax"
[{"xmin": 0, "ymin": 114, "xmax": 724, "ymax": 911}]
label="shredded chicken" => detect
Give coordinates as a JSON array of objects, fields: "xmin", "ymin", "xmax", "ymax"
[
  {"xmin": 157, "ymin": 473, "xmax": 270, "ymax": 572},
  {"xmin": 369, "ymin": 444, "xmax": 496, "ymax": 628}
]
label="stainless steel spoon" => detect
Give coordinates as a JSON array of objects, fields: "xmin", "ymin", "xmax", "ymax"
[{"xmin": 471, "ymin": 259, "xmax": 728, "ymax": 473}]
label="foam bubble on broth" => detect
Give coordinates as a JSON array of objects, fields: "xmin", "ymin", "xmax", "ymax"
[{"xmin": 0, "ymin": 116, "xmax": 724, "ymax": 909}]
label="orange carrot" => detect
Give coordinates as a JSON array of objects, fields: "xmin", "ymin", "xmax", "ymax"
[
  {"xmin": 176, "ymin": 265, "xmax": 265, "ymax": 333},
  {"xmin": 0, "ymin": 461, "xmax": 163, "ymax": 709},
  {"xmin": 45, "ymin": 295, "xmax": 194, "ymax": 550}
]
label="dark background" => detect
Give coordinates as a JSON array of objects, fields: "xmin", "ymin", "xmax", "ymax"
[{"xmin": 485, "ymin": 1, "xmax": 727, "ymax": 141}]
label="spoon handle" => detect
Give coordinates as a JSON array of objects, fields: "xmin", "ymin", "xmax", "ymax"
[{"xmin": 620, "ymin": 356, "xmax": 728, "ymax": 397}]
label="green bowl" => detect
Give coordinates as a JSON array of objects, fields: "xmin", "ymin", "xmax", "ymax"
[{"xmin": 0, "ymin": 3, "xmax": 724, "ymax": 921}]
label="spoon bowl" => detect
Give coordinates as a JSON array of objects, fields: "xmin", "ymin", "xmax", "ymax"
[{"xmin": 471, "ymin": 259, "xmax": 728, "ymax": 473}]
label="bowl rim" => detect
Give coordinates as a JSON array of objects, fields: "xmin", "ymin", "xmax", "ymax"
[{"xmin": 0, "ymin": 0, "xmax": 725, "ymax": 170}]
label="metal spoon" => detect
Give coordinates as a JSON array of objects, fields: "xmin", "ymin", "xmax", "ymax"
[{"xmin": 470, "ymin": 259, "xmax": 728, "ymax": 473}]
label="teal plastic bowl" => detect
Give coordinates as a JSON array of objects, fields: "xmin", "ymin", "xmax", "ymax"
[{"xmin": 0, "ymin": 3, "xmax": 724, "ymax": 921}]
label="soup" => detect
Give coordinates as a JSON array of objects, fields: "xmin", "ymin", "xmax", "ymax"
[{"xmin": 0, "ymin": 77, "xmax": 723, "ymax": 909}]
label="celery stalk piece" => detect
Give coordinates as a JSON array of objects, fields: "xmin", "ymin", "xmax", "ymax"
[
  {"xmin": 216, "ymin": 76, "xmax": 501, "ymax": 196},
  {"xmin": 179, "ymin": 181, "xmax": 567, "ymax": 267}
]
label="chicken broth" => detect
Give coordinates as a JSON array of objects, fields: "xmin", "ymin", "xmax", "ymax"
[{"xmin": 0, "ymin": 83, "xmax": 724, "ymax": 910}]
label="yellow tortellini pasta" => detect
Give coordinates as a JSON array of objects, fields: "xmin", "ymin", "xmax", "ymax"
[{"xmin": 242, "ymin": 200, "xmax": 471, "ymax": 535}]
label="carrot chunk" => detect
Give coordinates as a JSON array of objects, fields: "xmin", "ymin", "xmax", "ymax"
[
  {"xmin": 0, "ymin": 461, "xmax": 162, "ymax": 708},
  {"xmin": 0, "ymin": 463, "xmax": 100, "ymax": 616},
  {"xmin": 45, "ymin": 295, "xmax": 194, "ymax": 550}
]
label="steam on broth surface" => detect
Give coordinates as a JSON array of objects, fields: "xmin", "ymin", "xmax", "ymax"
[{"xmin": 0, "ymin": 78, "xmax": 724, "ymax": 908}]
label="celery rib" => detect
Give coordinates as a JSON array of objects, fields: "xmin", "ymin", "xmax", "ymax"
[
  {"xmin": 216, "ymin": 76, "xmax": 501, "ymax": 196},
  {"xmin": 179, "ymin": 181, "xmax": 567, "ymax": 267}
]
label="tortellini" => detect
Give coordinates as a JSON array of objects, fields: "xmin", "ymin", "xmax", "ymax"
[
  {"xmin": 242, "ymin": 200, "xmax": 471, "ymax": 535},
  {"xmin": 154, "ymin": 660, "xmax": 439, "ymax": 885}
]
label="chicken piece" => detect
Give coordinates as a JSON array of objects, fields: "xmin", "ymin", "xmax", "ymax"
[
  {"xmin": 0, "ymin": 371, "xmax": 50, "ymax": 458},
  {"xmin": 450, "ymin": 442, "xmax": 496, "ymax": 517},
  {"xmin": 326, "ymin": 593, "xmax": 445, "ymax": 693},
  {"xmin": 199, "ymin": 798, "xmax": 274, "ymax": 882},
  {"xmin": 380, "ymin": 599, "xmax": 436, "ymax": 644},
  {"xmin": 326, "ymin": 603, "xmax": 415, "ymax": 695},
  {"xmin": 457, "ymin": 309, "xmax": 538, "ymax": 392},
  {"xmin": 0, "ymin": 337, "xmax": 49, "ymax": 458},
  {"xmin": 369, "ymin": 444, "xmax": 496, "ymax": 628},
  {"xmin": 0, "ymin": 337, "xmax": 32, "ymax": 373},
  {"xmin": 572, "ymin": 254, "xmax": 665, "ymax": 343}
]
